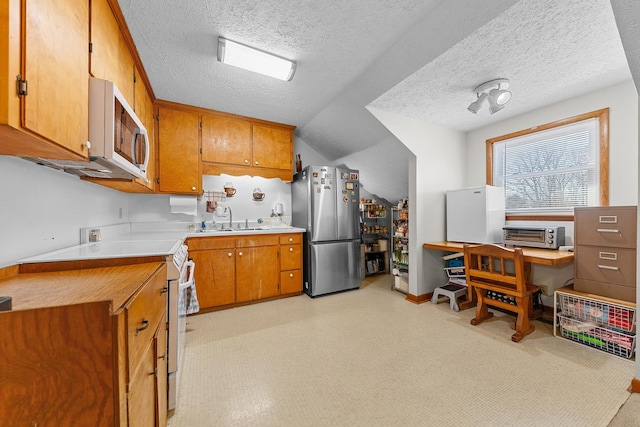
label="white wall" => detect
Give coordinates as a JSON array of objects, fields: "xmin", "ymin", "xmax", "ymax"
[
  {"xmin": 368, "ymin": 107, "xmax": 466, "ymax": 296},
  {"xmin": 0, "ymin": 156, "xmax": 130, "ymax": 267},
  {"xmin": 466, "ymin": 81, "xmax": 639, "ymax": 209},
  {"xmin": 0, "ymin": 136, "xmax": 333, "ymax": 268},
  {"xmin": 293, "ymin": 135, "xmax": 332, "ymax": 170},
  {"xmin": 368, "ymin": 81, "xmax": 638, "ymax": 300},
  {"xmin": 128, "ymin": 174, "xmax": 292, "ymax": 226},
  {"xmin": 465, "ymin": 81, "xmax": 638, "ymax": 303}
]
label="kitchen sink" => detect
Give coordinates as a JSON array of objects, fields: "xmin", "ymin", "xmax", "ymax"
[{"xmin": 195, "ymin": 225, "xmax": 293, "ymax": 234}]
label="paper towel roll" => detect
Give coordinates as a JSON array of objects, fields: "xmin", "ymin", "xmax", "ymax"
[{"xmin": 170, "ymin": 196, "xmax": 197, "ymax": 215}]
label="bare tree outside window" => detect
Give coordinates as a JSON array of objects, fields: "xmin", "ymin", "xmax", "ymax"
[{"xmin": 488, "ymin": 109, "xmax": 609, "ymax": 219}]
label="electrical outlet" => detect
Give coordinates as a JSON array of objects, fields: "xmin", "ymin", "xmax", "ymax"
[{"xmin": 539, "ymin": 283, "xmax": 550, "ymax": 296}]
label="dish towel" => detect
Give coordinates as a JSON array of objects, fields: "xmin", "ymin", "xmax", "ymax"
[
  {"xmin": 186, "ymin": 279, "xmax": 200, "ymax": 315},
  {"xmin": 178, "ymin": 260, "xmax": 200, "ymax": 315}
]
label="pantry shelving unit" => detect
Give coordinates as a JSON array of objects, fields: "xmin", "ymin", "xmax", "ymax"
[
  {"xmin": 392, "ymin": 200, "xmax": 409, "ymax": 293},
  {"xmin": 360, "ymin": 201, "xmax": 390, "ymax": 276},
  {"xmin": 554, "ymin": 286, "xmax": 636, "ymax": 360}
]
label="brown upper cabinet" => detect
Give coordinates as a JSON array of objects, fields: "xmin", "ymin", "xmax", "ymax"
[
  {"xmin": 201, "ymin": 114, "xmax": 252, "ymax": 167},
  {"xmin": 201, "ymin": 111, "xmax": 295, "ymax": 182},
  {"xmin": 0, "ymin": 0, "xmax": 90, "ymax": 160},
  {"xmin": 156, "ymin": 103, "xmax": 202, "ymax": 195},
  {"xmin": 90, "ymin": 0, "xmax": 135, "ymax": 103},
  {"xmin": 85, "ymin": 0, "xmax": 157, "ymax": 193}
]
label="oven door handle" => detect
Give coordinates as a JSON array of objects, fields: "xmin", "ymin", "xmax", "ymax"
[{"xmin": 178, "ymin": 260, "xmax": 195, "ymax": 291}]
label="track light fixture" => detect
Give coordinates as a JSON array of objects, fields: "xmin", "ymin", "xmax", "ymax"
[{"xmin": 467, "ymin": 78, "xmax": 512, "ymax": 114}]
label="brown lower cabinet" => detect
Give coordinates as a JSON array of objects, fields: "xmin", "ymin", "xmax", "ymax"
[
  {"xmin": 188, "ymin": 233, "xmax": 303, "ymax": 310},
  {"xmin": 0, "ymin": 262, "xmax": 167, "ymax": 426}
]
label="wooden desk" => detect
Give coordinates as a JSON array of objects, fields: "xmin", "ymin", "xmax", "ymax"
[
  {"xmin": 423, "ymin": 241, "xmax": 574, "ymax": 310},
  {"xmin": 422, "ymin": 241, "xmax": 574, "ymax": 266}
]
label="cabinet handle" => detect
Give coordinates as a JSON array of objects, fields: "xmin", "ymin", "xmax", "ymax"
[
  {"xmin": 239, "ymin": 251, "xmax": 243, "ymax": 256},
  {"xmin": 597, "ymin": 264, "xmax": 620, "ymax": 271},
  {"xmin": 228, "ymin": 252, "xmax": 233, "ymax": 257},
  {"xmin": 289, "ymin": 273, "xmax": 294, "ymax": 278},
  {"xmin": 597, "ymin": 228, "xmax": 619, "ymax": 233},
  {"xmin": 289, "ymin": 247, "xmax": 294, "ymax": 252},
  {"xmin": 599, "ymin": 251, "xmax": 618, "ymax": 261},
  {"xmin": 599, "ymin": 215, "xmax": 618, "ymax": 224},
  {"xmin": 83, "ymin": 141, "xmax": 91, "ymax": 149},
  {"xmin": 255, "ymin": 161, "xmax": 259, "ymax": 165},
  {"xmin": 289, "ymin": 237, "xmax": 293, "ymax": 242},
  {"xmin": 161, "ymin": 286, "xmax": 168, "ymax": 294},
  {"xmin": 191, "ymin": 186, "xmax": 196, "ymax": 191},
  {"xmin": 136, "ymin": 319, "xmax": 149, "ymax": 336},
  {"xmin": 244, "ymin": 159, "xmax": 249, "ymax": 164}
]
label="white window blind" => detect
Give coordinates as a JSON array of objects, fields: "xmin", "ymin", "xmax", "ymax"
[{"xmin": 492, "ymin": 117, "xmax": 600, "ymax": 212}]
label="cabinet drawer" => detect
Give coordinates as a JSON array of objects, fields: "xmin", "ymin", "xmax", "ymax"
[
  {"xmin": 279, "ymin": 233, "xmax": 302, "ymax": 244},
  {"xmin": 280, "ymin": 269, "xmax": 302, "ymax": 294},
  {"xmin": 187, "ymin": 237, "xmax": 235, "ymax": 251},
  {"xmin": 573, "ymin": 278, "xmax": 636, "ymax": 303},
  {"xmin": 236, "ymin": 235, "xmax": 279, "ymax": 247},
  {"xmin": 280, "ymin": 244, "xmax": 302, "ymax": 270},
  {"xmin": 127, "ymin": 269, "xmax": 166, "ymax": 378},
  {"xmin": 575, "ymin": 206, "xmax": 637, "ymax": 248},
  {"xmin": 575, "ymin": 246, "xmax": 636, "ymax": 286}
]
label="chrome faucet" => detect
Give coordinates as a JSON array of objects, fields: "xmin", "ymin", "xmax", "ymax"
[{"xmin": 226, "ymin": 206, "xmax": 232, "ymax": 229}]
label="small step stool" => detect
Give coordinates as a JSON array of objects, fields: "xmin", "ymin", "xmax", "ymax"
[{"xmin": 431, "ymin": 283, "xmax": 468, "ymax": 312}]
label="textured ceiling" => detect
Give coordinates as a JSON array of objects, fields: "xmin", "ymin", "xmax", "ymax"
[
  {"xmin": 117, "ymin": 0, "xmax": 633, "ymax": 203},
  {"xmin": 370, "ymin": 0, "xmax": 631, "ymax": 131},
  {"xmin": 117, "ymin": 0, "xmax": 441, "ymax": 127}
]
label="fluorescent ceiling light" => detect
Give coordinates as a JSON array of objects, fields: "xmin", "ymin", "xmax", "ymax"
[{"xmin": 217, "ymin": 37, "xmax": 296, "ymax": 81}]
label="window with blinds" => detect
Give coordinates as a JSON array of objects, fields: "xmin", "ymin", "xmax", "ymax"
[{"xmin": 488, "ymin": 109, "xmax": 609, "ymax": 215}]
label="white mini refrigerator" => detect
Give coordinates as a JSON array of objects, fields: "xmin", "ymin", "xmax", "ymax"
[{"xmin": 446, "ymin": 185, "xmax": 505, "ymax": 244}]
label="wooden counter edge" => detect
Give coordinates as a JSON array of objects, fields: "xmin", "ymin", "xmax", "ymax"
[
  {"xmin": 423, "ymin": 241, "xmax": 574, "ymax": 266},
  {"xmin": 18, "ymin": 256, "xmax": 166, "ymax": 274},
  {"xmin": 0, "ymin": 265, "xmax": 19, "ymax": 280}
]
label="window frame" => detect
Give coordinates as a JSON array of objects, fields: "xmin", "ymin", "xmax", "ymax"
[{"xmin": 486, "ymin": 108, "xmax": 609, "ymax": 221}]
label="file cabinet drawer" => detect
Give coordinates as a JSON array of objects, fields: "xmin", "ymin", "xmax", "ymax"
[
  {"xmin": 574, "ymin": 206, "xmax": 637, "ymax": 248},
  {"xmin": 575, "ymin": 246, "xmax": 636, "ymax": 286}
]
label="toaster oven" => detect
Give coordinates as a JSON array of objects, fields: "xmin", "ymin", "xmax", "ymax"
[{"xmin": 503, "ymin": 226, "xmax": 565, "ymax": 249}]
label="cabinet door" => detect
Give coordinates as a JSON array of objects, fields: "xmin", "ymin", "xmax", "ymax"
[
  {"xmin": 252, "ymin": 124, "xmax": 292, "ymax": 171},
  {"xmin": 128, "ymin": 340, "xmax": 156, "ymax": 427},
  {"xmin": 201, "ymin": 114, "xmax": 251, "ymax": 166},
  {"xmin": 22, "ymin": 0, "xmax": 89, "ymax": 157},
  {"xmin": 237, "ymin": 246, "xmax": 279, "ymax": 302},
  {"xmin": 157, "ymin": 107, "xmax": 202, "ymax": 194},
  {"xmin": 90, "ymin": 0, "xmax": 135, "ymax": 103},
  {"xmin": 280, "ymin": 269, "xmax": 302, "ymax": 294},
  {"xmin": 190, "ymin": 248, "xmax": 236, "ymax": 309},
  {"xmin": 134, "ymin": 69, "xmax": 155, "ymax": 190},
  {"xmin": 280, "ymin": 243, "xmax": 302, "ymax": 271},
  {"xmin": 155, "ymin": 314, "xmax": 168, "ymax": 427}
]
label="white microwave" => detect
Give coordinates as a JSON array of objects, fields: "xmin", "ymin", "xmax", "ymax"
[{"xmin": 88, "ymin": 77, "xmax": 149, "ymax": 180}]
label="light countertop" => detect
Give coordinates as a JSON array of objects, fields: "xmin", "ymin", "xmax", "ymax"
[{"xmin": 20, "ymin": 222, "xmax": 305, "ymax": 264}]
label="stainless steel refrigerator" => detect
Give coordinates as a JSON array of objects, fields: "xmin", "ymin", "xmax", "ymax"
[{"xmin": 292, "ymin": 165, "xmax": 361, "ymax": 297}]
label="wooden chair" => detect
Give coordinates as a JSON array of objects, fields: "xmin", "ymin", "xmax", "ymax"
[{"xmin": 463, "ymin": 244, "xmax": 541, "ymax": 342}]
